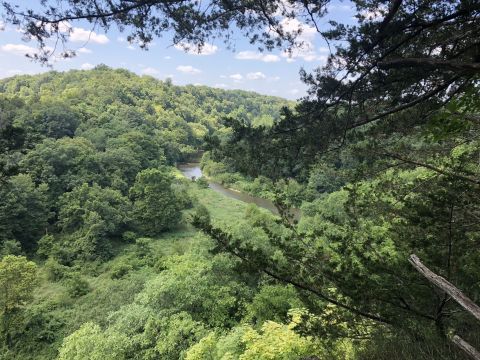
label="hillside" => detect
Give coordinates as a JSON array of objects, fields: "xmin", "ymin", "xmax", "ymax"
[
  {"xmin": 0, "ymin": 66, "xmax": 291, "ymax": 163},
  {"xmin": 1, "ymin": 2, "xmax": 479, "ymax": 359},
  {"xmin": 1, "ymin": 66, "xmax": 478, "ymax": 360},
  {"xmin": 0, "ymin": 68, "xmax": 311, "ymax": 359}
]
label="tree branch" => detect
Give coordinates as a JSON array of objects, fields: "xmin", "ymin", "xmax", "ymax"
[
  {"xmin": 382, "ymin": 152, "xmax": 480, "ymax": 186},
  {"xmin": 378, "ymin": 58, "xmax": 480, "ymax": 73},
  {"xmin": 452, "ymin": 335, "xmax": 480, "ymax": 360},
  {"xmin": 409, "ymin": 254, "xmax": 480, "ymax": 322},
  {"xmin": 377, "ymin": 0, "xmax": 403, "ymax": 35},
  {"xmin": 198, "ymin": 223, "xmax": 392, "ymax": 325}
]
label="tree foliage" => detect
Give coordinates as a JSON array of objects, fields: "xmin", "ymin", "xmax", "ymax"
[
  {"xmin": 130, "ymin": 168, "xmax": 181, "ymax": 236},
  {"xmin": 55, "ymin": 183, "xmax": 131, "ymax": 260},
  {"xmin": 0, "ymin": 174, "xmax": 48, "ymax": 252},
  {"xmin": 1, "ymin": 3, "xmax": 480, "ymax": 354},
  {"xmin": 0, "ymin": 255, "xmax": 37, "ymax": 347}
]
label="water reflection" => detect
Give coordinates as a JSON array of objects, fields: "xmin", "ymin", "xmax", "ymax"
[
  {"xmin": 177, "ymin": 163, "xmax": 202, "ymax": 179},
  {"xmin": 177, "ymin": 162, "xmax": 282, "ymax": 215}
]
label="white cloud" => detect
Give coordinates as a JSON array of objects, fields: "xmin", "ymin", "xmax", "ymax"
[
  {"xmin": 141, "ymin": 67, "xmax": 160, "ymax": 76},
  {"xmin": 263, "ymin": 54, "xmax": 281, "ymax": 62},
  {"xmin": 1, "ymin": 43, "xmax": 36, "ymax": 56},
  {"xmin": 70, "ymin": 27, "xmax": 109, "ymax": 44},
  {"xmin": 235, "ymin": 51, "xmax": 280, "ymax": 62},
  {"xmin": 81, "ymin": 63, "xmax": 94, "ymax": 70},
  {"xmin": 289, "ymin": 88, "xmax": 300, "ymax": 95},
  {"xmin": 214, "ymin": 83, "xmax": 229, "ymax": 88},
  {"xmin": 174, "ymin": 42, "xmax": 218, "ymax": 56},
  {"xmin": 164, "ymin": 56, "xmax": 171, "ymax": 60},
  {"xmin": 265, "ymin": 18, "xmax": 329, "ymax": 63},
  {"xmin": 43, "ymin": 22, "xmax": 108, "ymax": 45},
  {"xmin": 176, "ymin": 65, "xmax": 201, "ymax": 75},
  {"xmin": 77, "ymin": 47, "xmax": 92, "ymax": 54},
  {"xmin": 246, "ymin": 72, "xmax": 266, "ymax": 80},
  {"xmin": 229, "ymin": 73, "xmax": 243, "ymax": 81},
  {"xmin": 117, "ymin": 36, "xmax": 126, "ymax": 43},
  {"xmin": 282, "ymin": 49, "xmax": 328, "ymax": 62},
  {"xmin": 41, "ymin": 20, "xmax": 108, "ymax": 48},
  {"xmin": 127, "ymin": 45, "xmax": 135, "ymax": 51},
  {"xmin": 280, "ymin": 18, "xmax": 317, "ymax": 41},
  {"xmin": 359, "ymin": 6, "xmax": 387, "ymax": 21}
]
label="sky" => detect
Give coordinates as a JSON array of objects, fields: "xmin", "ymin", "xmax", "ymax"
[{"xmin": 0, "ymin": 2, "xmax": 356, "ymax": 100}]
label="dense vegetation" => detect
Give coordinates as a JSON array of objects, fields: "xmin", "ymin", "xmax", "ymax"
[
  {"xmin": 1, "ymin": 1, "xmax": 480, "ymax": 359},
  {"xmin": 0, "ymin": 68, "xmax": 311, "ymax": 359},
  {"xmin": 1, "ymin": 65, "xmax": 478, "ymax": 360},
  {"xmin": 203, "ymin": 84, "xmax": 480, "ymax": 350}
]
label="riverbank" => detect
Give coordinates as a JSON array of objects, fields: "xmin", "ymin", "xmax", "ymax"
[{"xmin": 177, "ymin": 162, "xmax": 287, "ymax": 217}]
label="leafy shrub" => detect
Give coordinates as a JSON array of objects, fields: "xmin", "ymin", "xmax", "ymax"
[
  {"xmin": 24, "ymin": 302, "xmax": 66, "ymax": 344},
  {"xmin": 0, "ymin": 239, "xmax": 23, "ymax": 257},
  {"xmin": 135, "ymin": 238, "xmax": 153, "ymax": 258},
  {"xmin": 44, "ymin": 257, "xmax": 69, "ymax": 282},
  {"xmin": 65, "ymin": 274, "xmax": 91, "ymax": 298},
  {"xmin": 173, "ymin": 182, "xmax": 194, "ymax": 208},
  {"xmin": 191, "ymin": 205, "xmax": 211, "ymax": 228},
  {"xmin": 122, "ymin": 231, "xmax": 137, "ymax": 243},
  {"xmin": 111, "ymin": 263, "xmax": 133, "ymax": 279},
  {"xmin": 195, "ymin": 176, "xmax": 209, "ymax": 189},
  {"xmin": 58, "ymin": 322, "xmax": 129, "ymax": 360},
  {"xmin": 201, "ymin": 159, "xmax": 227, "ymax": 177},
  {"xmin": 216, "ymin": 172, "xmax": 242, "ymax": 186},
  {"xmin": 37, "ymin": 234, "xmax": 55, "ymax": 259}
]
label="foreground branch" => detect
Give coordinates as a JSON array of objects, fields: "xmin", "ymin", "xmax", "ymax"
[
  {"xmin": 383, "ymin": 153, "xmax": 480, "ymax": 186},
  {"xmin": 409, "ymin": 254, "xmax": 480, "ymax": 360},
  {"xmin": 452, "ymin": 335, "xmax": 480, "ymax": 360},
  {"xmin": 408, "ymin": 254, "xmax": 480, "ymax": 322},
  {"xmin": 379, "ymin": 58, "xmax": 480, "ymax": 73},
  {"xmin": 196, "ymin": 221, "xmax": 392, "ymax": 324}
]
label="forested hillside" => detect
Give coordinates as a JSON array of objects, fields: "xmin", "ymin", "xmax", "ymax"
[
  {"xmin": 1, "ymin": 1, "xmax": 479, "ymax": 359},
  {"xmin": 1, "ymin": 66, "xmax": 479, "ymax": 360},
  {"xmin": 0, "ymin": 65, "xmax": 289, "ymax": 166},
  {"xmin": 0, "ymin": 68, "xmax": 308, "ymax": 359}
]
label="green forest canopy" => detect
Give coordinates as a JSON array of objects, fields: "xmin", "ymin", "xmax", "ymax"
[
  {"xmin": 0, "ymin": 65, "xmax": 478, "ymax": 360},
  {"xmin": 0, "ymin": 0, "xmax": 480, "ymax": 359}
]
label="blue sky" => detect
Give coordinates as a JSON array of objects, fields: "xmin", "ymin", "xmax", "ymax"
[{"xmin": 0, "ymin": 2, "xmax": 355, "ymax": 100}]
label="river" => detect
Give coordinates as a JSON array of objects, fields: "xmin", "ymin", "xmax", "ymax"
[{"xmin": 177, "ymin": 162, "xmax": 283, "ymax": 216}]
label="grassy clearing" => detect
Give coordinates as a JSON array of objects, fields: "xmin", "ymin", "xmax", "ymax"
[{"xmin": 189, "ymin": 181, "xmax": 271, "ymax": 225}]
